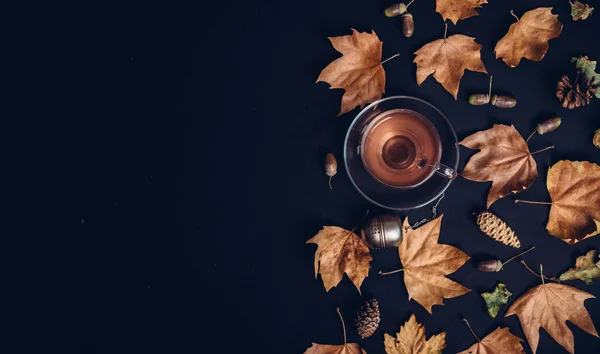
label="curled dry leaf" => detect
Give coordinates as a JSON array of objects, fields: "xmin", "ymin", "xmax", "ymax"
[
  {"xmin": 317, "ymin": 29, "xmax": 390, "ymax": 116},
  {"xmin": 506, "ymin": 281, "xmax": 599, "ymax": 354},
  {"xmin": 458, "ymin": 327, "xmax": 525, "ymax": 354},
  {"xmin": 571, "ymin": 0, "xmax": 594, "ymax": 21},
  {"xmin": 560, "ymin": 250, "xmax": 600, "ymax": 284},
  {"xmin": 460, "ymin": 125, "xmax": 539, "ymax": 209},
  {"xmin": 545, "ymin": 161, "xmax": 600, "ymax": 243},
  {"xmin": 398, "ymin": 215, "xmax": 471, "ymax": 313},
  {"xmin": 495, "ymin": 8, "xmax": 562, "ymax": 68},
  {"xmin": 436, "ymin": 0, "xmax": 488, "ymax": 24},
  {"xmin": 414, "ymin": 31, "xmax": 487, "ymax": 99},
  {"xmin": 384, "ymin": 314, "xmax": 446, "ymax": 354},
  {"xmin": 572, "ymin": 56, "xmax": 600, "ymax": 98},
  {"xmin": 307, "ymin": 226, "xmax": 372, "ymax": 293}
]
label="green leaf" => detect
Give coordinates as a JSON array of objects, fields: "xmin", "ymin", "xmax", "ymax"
[
  {"xmin": 481, "ymin": 283, "xmax": 512, "ymax": 318},
  {"xmin": 571, "ymin": 56, "xmax": 600, "ymax": 98},
  {"xmin": 570, "ymin": 1, "xmax": 594, "ymax": 21},
  {"xmin": 559, "ymin": 250, "xmax": 600, "ymax": 285}
]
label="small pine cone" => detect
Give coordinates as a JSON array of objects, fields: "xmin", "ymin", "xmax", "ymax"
[
  {"xmin": 556, "ymin": 74, "xmax": 599, "ymax": 109},
  {"xmin": 355, "ymin": 299, "xmax": 380, "ymax": 339},
  {"xmin": 475, "ymin": 212, "xmax": 521, "ymax": 248}
]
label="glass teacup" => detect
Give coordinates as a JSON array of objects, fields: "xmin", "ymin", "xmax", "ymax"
[{"xmin": 344, "ymin": 96, "xmax": 459, "ymax": 211}]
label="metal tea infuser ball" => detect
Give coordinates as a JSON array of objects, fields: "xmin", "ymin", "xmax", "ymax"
[
  {"xmin": 361, "ymin": 215, "xmax": 403, "ymax": 249},
  {"xmin": 360, "ymin": 193, "xmax": 445, "ymax": 249}
]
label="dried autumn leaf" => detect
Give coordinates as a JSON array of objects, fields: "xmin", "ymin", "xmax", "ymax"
[
  {"xmin": 545, "ymin": 160, "xmax": 600, "ymax": 243},
  {"xmin": 305, "ymin": 308, "xmax": 367, "ymax": 354},
  {"xmin": 304, "ymin": 343, "xmax": 366, "ymax": 354},
  {"xmin": 307, "ymin": 226, "xmax": 372, "ymax": 293},
  {"xmin": 571, "ymin": 1, "xmax": 594, "ymax": 21},
  {"xmin": 436, "ymin": 0, "xmax": 488, "ymax": 24},
  {"xmin": 384, "ymin": 314, "xmax": 446, "ymax": 354},
  {"xmin": 460, "ymin": 125, "xmax": 539, "ymax": 209},
  {"xmin": 506, "ymin": 281, "xmax": 599, "ymax": 354},
  {"xmin": 559, "ymin": 250, "xmax": 600, "ymax": 284},
  {"xmin": 317, "ymin": 29, "xmax": 391, "ymax": 116},
  {"xmin": 397, "ymin": 215, "xmax": 471, "ymax": 313},
  {"xmin": 414, "ymin": 32, "xmax": 487, "ymax": 99},
  {"xmin": 572, "ymin": 56, "xmax": 600, "ymax": 98},
  {"xmin": 458, "ymin": 327, "xmax": 525, "ymax": 354},
  {"xmin": 495, "ymin": 8, "xmax": 562, "ymax": 68}
]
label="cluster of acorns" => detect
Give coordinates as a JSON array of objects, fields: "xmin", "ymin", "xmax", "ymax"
[{"xmin": 384, "ymin": 3, "xmax": 414, "ymax": 37}]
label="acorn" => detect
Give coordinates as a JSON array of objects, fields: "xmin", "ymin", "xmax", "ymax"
[
  {"xmin": 536, "ymin": 117, "xmax": 561, "ymax": 135},
  {"xmin": 402, "ymin": 13, "xmax": 414, "ymax": 37},
  {"xmin": 325, "ymin": 153, "xmax": 337, "ymax": 190},
  {"xmin": 476, "ymin": 246, "xmax": 535, "ymax": 272},
  {"xmin": 468, "ymin": 94, "xmax": 516, "ymax": 108},
  {"xmin": 468, "ymin": 94, "xmax": 491, "ymax": 105},
  {"xmin": 384, "ymin": 3, "xmax": 407, "ymax": 17},
  {"xmin": 594, "ymin": 129, "xmax": 600, "ymax": 149},
  {"xmin": 477, "ymin": 259, "xmax": 504, "ymax": 272},
  {"xmin": 490, "ymin": 95, "xmax": 517, "ymax": 108}
]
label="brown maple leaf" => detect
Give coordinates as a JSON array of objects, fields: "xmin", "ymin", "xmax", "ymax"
[
  {"xmin": 458, "ymin": 326, "xmax": 525, "ymax": 354},
  {"xmin": 460, "ymin": 124, "xmax": 545, "ymax": 209},
  {"xmin": 414, "ymin": 29, "xmax": 487, "ymax": 99},
  {"xmin": 436, "ymin": 0, "xmax": 488, "ymax": 24},
  {"xmin": 495, "ymin": 8, "xmax": 562, "ymax": 68},
  {"xmin": 317, "ymin": 29, "xmax": 395, "ymax": 116},
  {"xmin": 305, "ymin": 308, "xmax": 367, "ymax": 354},
  {"xmin": 547, "ymin": 161, "xmax": 600, "ymax": 243},
  {"xmin": 506, "ymin": 280, "xmax": 599, "ymax": 354},
  {"xmin": 304, "ymin": 343, "xmax": 366, "ymax": 354},
  {"xmin": 384, "ymin": 314, "xmax": 446, "ymax": 354},
  {"xmin": 307, "ymin": 226, "xmax": 372, "ymax": 293},
  {"xmin": 516, "ymin": 160, "xmax": 600, "ymax": 244},
  {"xmin": 395, "ymin": 215, "xmax": 470, "ymax": 313}
]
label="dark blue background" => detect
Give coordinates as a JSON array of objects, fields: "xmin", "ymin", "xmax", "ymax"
[{"xmin": 84, "ymin": 0, "xmax": 600, "ymax": 353}]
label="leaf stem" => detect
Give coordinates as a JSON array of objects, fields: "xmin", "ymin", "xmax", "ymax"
[
  {"xmin": 540, "ymin": 264, "xmax": 545, "ymax": 285},
  {"xmin": 463, "ymin": 318, "xmax": 480, "ymax": 342},
  {"xmin": 381, "ymin": 53, "xmax": 400, "ymax": 65},
  {"xmin": 502, "ymin": 246, "xmax": 535, "ymax": 267},
  {"xmin": 520, "ymin": 260, "xmax": 559, "ymax": 282},
  {"xmin": 336, "ymin": 308, "xmax": 347, "ymax": 344},
  {"xmin": 379, "ymin": 268, "xmax": 404, "ymax": 276},
  {"xmin": 488, "ymin": 76, "xmax": 493, "ymax": 98},
  {"xmin": 510, "ymin": 10, "xmax": 520, "ymax": 22},
  {"xmin": 529, "ymin": 145, "xmax": 554, "ymax": 156},
  {"xmin": 525, "ymin": 129, "xmax": 536, "ymax": 143},
  {"xmin": 406, "ymin": 0, "xmax": 417, "ymax": 9},
  {"xmin": 443, "ymin": 22, "xmax": 448, "ymax": 40},
  {"xmin": 351, "ymin": 210, "xmax": 370, "ymax": 234},
  {"xmin": 514, "ymin": 199, "xmax": 552, "ymax": 205}
]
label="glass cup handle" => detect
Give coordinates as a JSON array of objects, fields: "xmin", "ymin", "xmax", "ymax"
[{"xmin": 434, "ymin": 162, "xmax": 457, "ymax": 180}]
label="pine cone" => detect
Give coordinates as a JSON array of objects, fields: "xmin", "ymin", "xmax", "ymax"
[
  {"xmin": 355, "ymin": 299, "xmax": 380, "ymax": 339},
  {"xmin": 556, "ymin": 74, "xmax": 599, "ymax": 109},
  {"xmin": 475, "ymin": 212, "xmax": 521, "ymax": 248}
]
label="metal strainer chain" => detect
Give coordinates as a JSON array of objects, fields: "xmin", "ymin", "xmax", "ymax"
[{"xmin": 410, "ymin": 193, "xmax": 445, "ymax": 229}]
